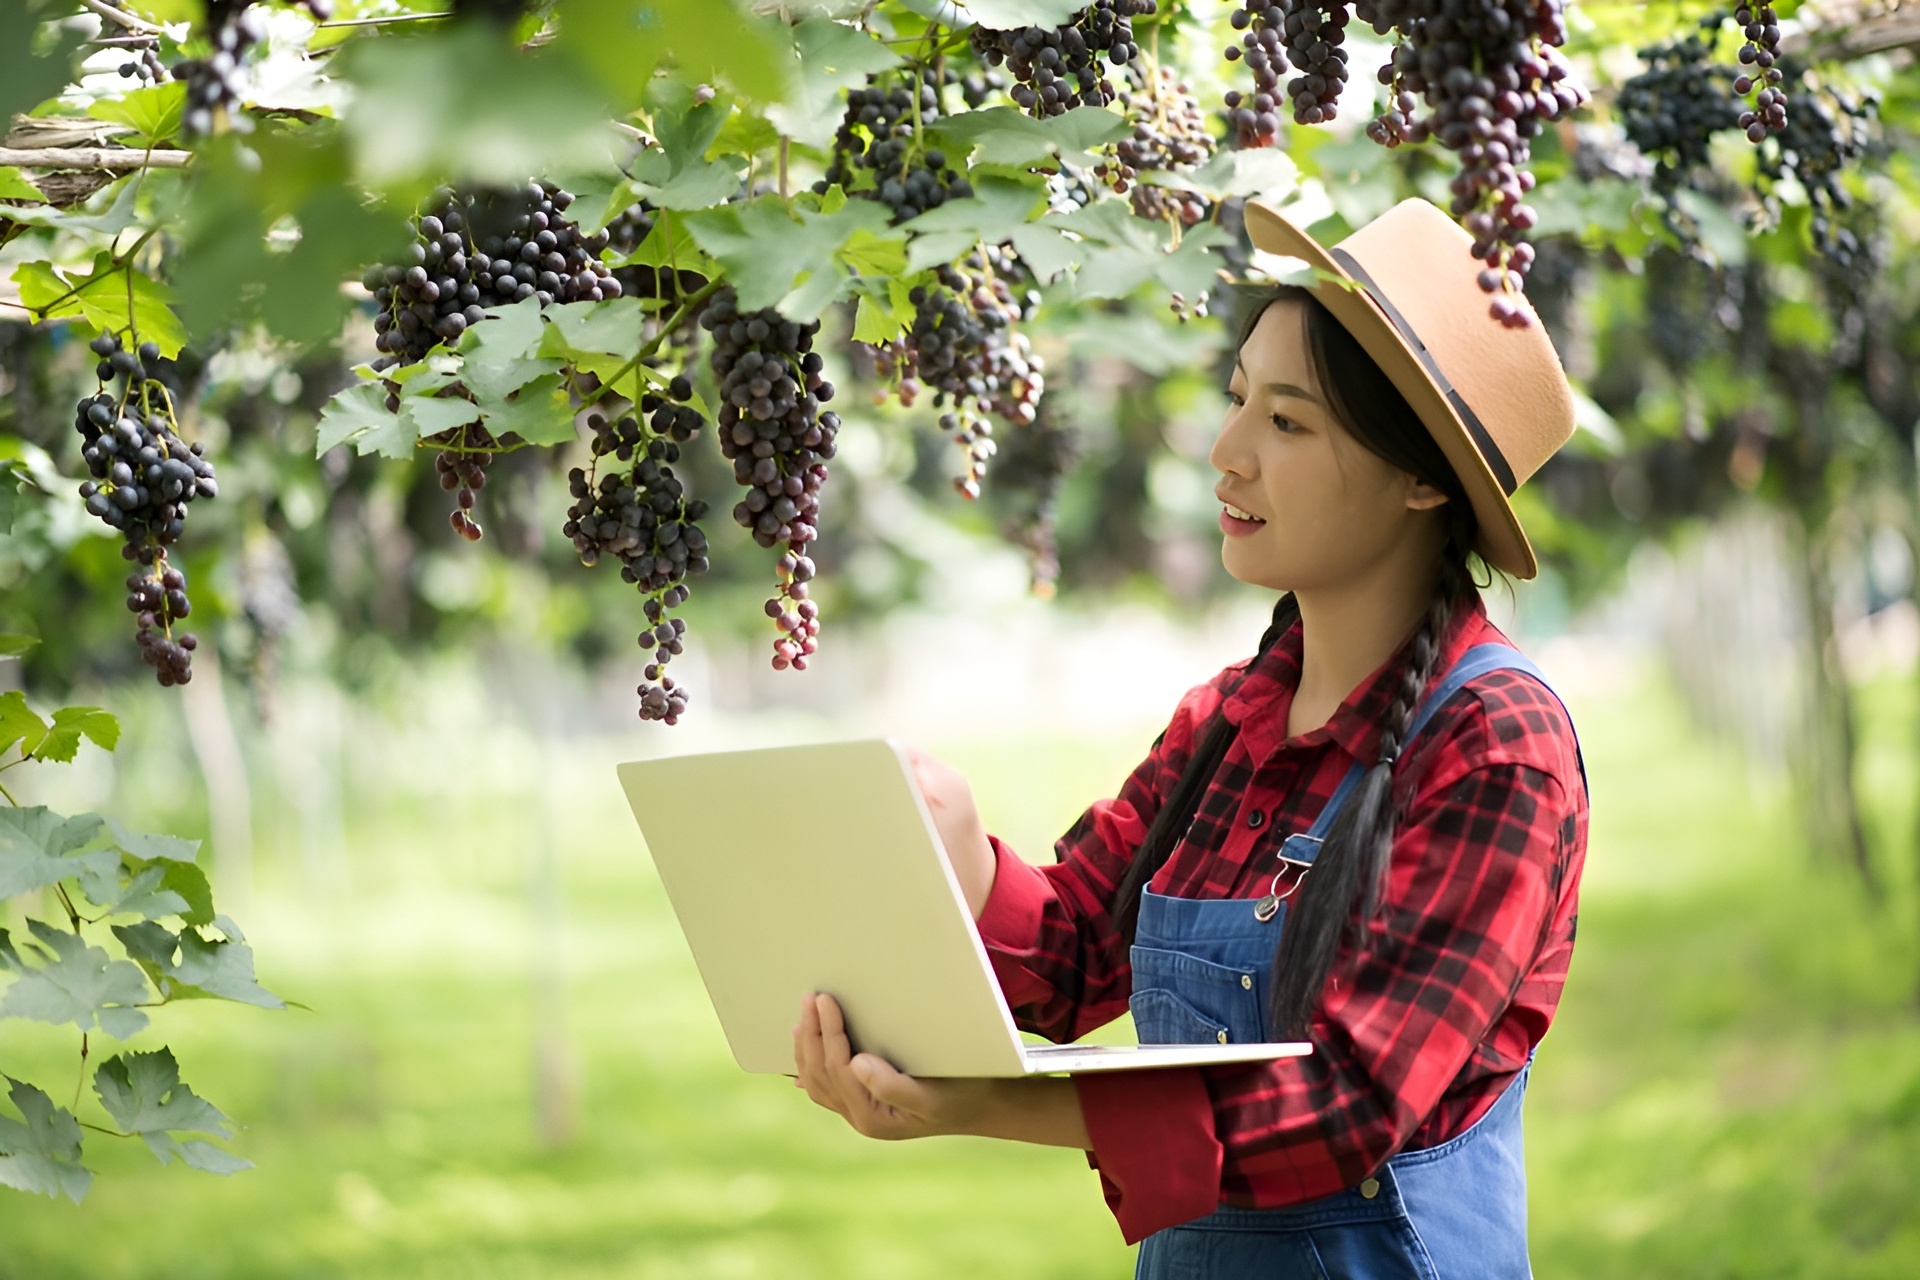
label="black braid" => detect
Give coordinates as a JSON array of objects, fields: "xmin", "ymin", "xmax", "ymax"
[
  {"xmin": 1111, "ymin": 592, "xmax": 1300, "ymax": 944},
  {"xmin": 1265, "ymin": 506, "xmax": 1480, "ymax": 1038}
]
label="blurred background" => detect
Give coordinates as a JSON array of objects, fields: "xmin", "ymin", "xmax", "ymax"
[{"xmin": 7, "ymin": 0, "xmax": 1920, "ymax": 1276}]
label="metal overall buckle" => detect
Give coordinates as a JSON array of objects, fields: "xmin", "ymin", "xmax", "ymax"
[{"xmin": 1253, "ymin": 855, "xmax": 1312, "ymax": 923}]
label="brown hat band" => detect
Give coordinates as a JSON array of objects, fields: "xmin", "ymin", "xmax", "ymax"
[{"xmin": 1328, "ymin": 247, "xmax": 1519, "ymax": 497}]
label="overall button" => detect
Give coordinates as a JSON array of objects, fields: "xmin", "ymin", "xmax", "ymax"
[
  {"xmin": 1216, "ymin": 1030, "xmax": 1228, "ymax": 1043},
  {"xmin": 1240, "ymin": 974, "xmax": 1253, "ymax": 989},
  {"xmin": 1246, "ymin": 809, "xmax": 1266, "ymax": 830},
  {"xmin": 1359, "ymin": 1178, "xmax": 1380, "ymax": 1199}
]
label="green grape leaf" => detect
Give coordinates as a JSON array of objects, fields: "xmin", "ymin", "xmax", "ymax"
[
  {"xmin": 104, "ymin": 820, "xmax": 199, "ymax": 865},
  {"xmin": 538, "ymin": 298, "xmax": 652, "ymax": 383},
  {"xmin": 611, "ymin": 210, "xmax": 716, "ymax": 277},
  {"xmin": 556, "ymin": 0, "xmax": 783, "ymax": 106},
  {"xmin": 87, "ymin": 81, "xmax": 189, "ymax": 147},
  {"xmin": 110, "ymin": 921, "xmax": 284, "ymax": 1009},
  {"xmin": 927, "ymin": 105, "xmax": 1128, "ymax": 169},
  {"xmin": 399, "ymin": 394, "xmax": 483, "ymax": 441},
  {"xmin": 1173, "ymin": 147, "xmax": 1300, "ymax": 202},
  {"xmin": 0, "ymin": 920, "xmax": 150, "ymax": 1039},
  {"xmin": 851, "ymin": 290, "xmax": 906, "ymax": 345},
  {"xmin": 0, "ymin": 2, "xmax": 87, "ymax": 125},
  {"xmin": 475, "ymin": 374, "xmax": 578, "ymax": 447},
  {"xmin": 838, "ymin": 228, "xmax": 908, "ymax": 279},
  {"xmin": 959, "ymin": 0, "xmax": 1088, "ymax": 25},
  {"xmin": 457, "ymin": 299, "xmax": 562, "ymax": 401},
  {"xmin": 80, "ymin": 863, "xmax": 190, "ymax": 925},
  {"xmin": 0, "ymin": 635, "xmax": 40, "ymax": 660},
  {"xmin": 0, "ymin": 807, "xmax": 119, "ymax": 899},
  {"xmin": 626, "ymin": 149, "xmax": 745, "ymax": 212},
  {"xmin": 0, "ymin": 1077, "xmax": 90, "ymax": 1203},
  {"xmin": 151, "ymin": 861, "xmax": 214, "ymax": 927},
  {"xmin": 0, "ymin": 168, "xmax": 44, "ymax": 203},
  {"xmin": 16, "ymin": 253, "xmax": 190, "ymax": 358},
  {"xmin": 94, "ymin": 1049, "xmax": 247, "ymax": 1173},
  {"xmin": 647, "ymin": 80, "xmax": 733, "ymax": 174},
  {"xmin": 1041, "ymin": 201, "xmax": 1230, "ymax": 301},
  {"xmin": 767, "ymin": 17, "xmax": 903, "ymax": 150},
  {"xmin": 31, "ymin": 707, "xmax": 120, "ymax": 763},
  {"xmin": 901, "ymin": 174, "xmax": 1049, "ymax": 274},
  {"xmin": 685, "ymin": 195, "xmax": 892, "ymax": 311},
  {"xmin": 0, "ymin": 691, "xmax": 48, "ymax": 759},
  {"xmin": 316, "ymin": 383, "xmax": 415, "ymax": 461}
]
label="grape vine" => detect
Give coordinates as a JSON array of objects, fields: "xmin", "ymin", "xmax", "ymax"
[{"xmin": 968, "ymin": 1, "xmax": 1157, "ymax": 119}]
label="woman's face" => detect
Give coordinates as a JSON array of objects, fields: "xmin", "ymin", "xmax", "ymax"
[{"xmin": 1210, "ymin": 299, "xmax": 1448, "ymax": 593}]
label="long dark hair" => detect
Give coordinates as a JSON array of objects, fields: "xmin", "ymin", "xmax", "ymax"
[{"xmin": 1111, "ymin": 285, "xmax": 1486, "ymax": 1039}]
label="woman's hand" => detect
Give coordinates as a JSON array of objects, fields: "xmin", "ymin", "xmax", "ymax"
[
  {"xmin": 903, "ymin": 746, "xmax": 996, "ymax": 918},
  {"xmin": 791, "ymin": 993, "xmax": 1091, "ymax": 1149}
]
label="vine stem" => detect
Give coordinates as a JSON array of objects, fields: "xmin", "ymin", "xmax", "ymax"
[
  {"xmin": 77, "ymin": 0, "xmax": 165, "ymax": 35},
  {"xmin": 74, "ymin": 1031, "xmax": 89, "ymax": 1112},
  {"xmin": 0, "ymin": 146, "xmax": 191, "ymax": 171},
  {"xmin": 0, "ymin": 776, "xmax": 17, "ymax": 805},
  {"xmin": 317, "ymin": 10, "xmax": 453, "ymax": 27},
  {"xmin": 25, "ymin": 225, "xmax": 160, "ymax": 322}
]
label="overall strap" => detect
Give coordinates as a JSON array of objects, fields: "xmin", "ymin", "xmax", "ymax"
[{"xmin": 1275, "ymin": 643, "xmax": 1587, "ymax": 869}]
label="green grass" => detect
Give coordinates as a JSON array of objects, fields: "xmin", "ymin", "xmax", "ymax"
[{"xmin": 5, "ymin": 662, "xmax": 1920, "ymax": 1278}]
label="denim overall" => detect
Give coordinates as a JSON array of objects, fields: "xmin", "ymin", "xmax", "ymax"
[{"xmin": 1130, "ymin": 644, "xmax": 1585, "ymax": 1280}]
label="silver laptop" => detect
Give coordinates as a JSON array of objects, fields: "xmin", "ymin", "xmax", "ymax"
[{"xmin": 616, "ymin": 737, "xmax": 1312, "ymax": 1077}]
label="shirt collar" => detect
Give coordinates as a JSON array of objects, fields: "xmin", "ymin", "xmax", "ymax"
[{"xmin": 1222, "ymin": 591, "xmax": 1495, "ymax": 768}]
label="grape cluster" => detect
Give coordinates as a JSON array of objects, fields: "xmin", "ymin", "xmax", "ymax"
[
  {"xmin": 174, "ymin": 1, "xmax": 333, "ymax": 137},
  {"xmin": 1617, "ymin": 33, "xmax": 1740, "ymax": 200},
  {"xmin": 987, "ymin": 399, "xmax": 1081, "ymax": 597},
  {"xmin": 881, "ymin": 248, "xmax": 1045, "ymax": 498},
  {"xmin": 1756, "ymin": 61, "xmax": 1876, "ymax": 262},
  {"xmin": 968, "ymin": 1, "xmax": 1157, "ymax": 119},
  {"xmin": 100, "ymin": 26, "xmax": 169, "ymax": 85},
  {"xmin": 1733, "ymin": 4, "xmax": 1787, "ymax": 141},
  {"xmin": 1352, "ymin": 0, "xmax": 1588, "ymax": 326},
  {"xmin": 1102, "ymin": 65, "xmax": 1215, "ymax": 227},
  {"xmin": 816, "ymin": 72, "xmax": 974, "ymax": 223},
  {"xmin": 430, "ymin": 423, "xmax": 498, "ymax": 543},
  {"xmin": 1222, "ymin": 2, "xmax": 1288, "ymax": 147},
  {"xmin": 1280, "ymin": 2, "xmax": 1353, "ymax": 125},
  {"xmin": 699, "ymin": 289, "xmax": 840, "ymax": 672},
  {"xmin": 364, "ymin": 183, "xmax": 620, "ymax": 368},
  {"xmin": 565, "ymin": 378, "xmax": 710, "ymax": 723},
  {"xmin": 72, "ymin": 334, "xmax": 217, "ymax": 686}
]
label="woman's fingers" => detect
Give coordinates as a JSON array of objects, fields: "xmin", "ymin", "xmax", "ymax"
[{"xmin": 793, "ymin": 995, "xmax": 845, "ymax": 1115}]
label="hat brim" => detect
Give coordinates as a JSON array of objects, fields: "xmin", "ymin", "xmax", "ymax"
[{"xmin": 1241, "ymin": 200, "xmax": 1538, "ymax": 580}]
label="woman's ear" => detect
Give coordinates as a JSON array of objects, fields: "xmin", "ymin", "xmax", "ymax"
[{"xmin": 1405, "ymin": 478, "xmax": 1450, "ymax": 511}]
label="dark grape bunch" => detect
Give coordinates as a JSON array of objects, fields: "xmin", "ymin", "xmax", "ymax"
[
  {"xmin": 72, "ymin": 334, "xmax": 218, "ymax": 687},
  {"xmin": 987, "ymin": 398, "xmax": 1081, "ymax": 597},
  {"xmin": 1732, "ymin": 4, "xmax": 1787, "ymax": 141},
  {"xmin": 1222, "ymin": 1, "xmax": 1288, "ymax": 147},
  {"xmin": 968, "ymin": 0, "xmax": 1158, "ymax": 119},
  {"xmin": 700, "ymin": 289, "xmax": 840, "ymax": 672},
  {"xmin": 174, "ymin": 0, "xmax": 333, "ymax": 137},
  {"xmin": 1353, "ymin": 0, "xmax": 1589, "ymax": 326},
  {"xmin": 430, "ymin": 422, "xmax": 498, "ymax": 543},
  {"xmin": 816, "ymin": 71, "xmax": 974, "ymax": 224},
  {"xmin": 364, "ymin": 183, "xmax": 621, "ymax": 369},
  {"xmin": 565, "ymin": 378, "xmax": 710, "ymax": 723},
  {"xmin": 1280, "ymin": 2, "xmax": 1353, "ymax": 125},
  {"xmin": 1102, "ymin": 64, "xmax": 1215, "ymax": 228},
  {"xmin": 879, "ymin": 247, "xmax": 1045, "ymax": 498},
  {"xmin": 1617, "ymin": 32, "xmax": 1740, "ymax": 200},
  {"xmin": 1755, "ymin": 59, "xmax": 1876, "ymax": 263}
]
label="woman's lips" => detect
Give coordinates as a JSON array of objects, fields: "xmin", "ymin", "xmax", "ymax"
[{"xmin": 1219, "ymin": 505, "xmax": 1267, "ymax": 537}]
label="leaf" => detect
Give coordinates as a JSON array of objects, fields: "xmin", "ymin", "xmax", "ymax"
[
  {"xmin": 0, "ymin": 2, "xmax": 87, "ymax": 125},
  {"xmin": 94, "ymin": 1049, "xmax": 247, "ymax": 1173},
  {"xmin": 400, "ymin": 394, "xmax": 483, "ymax": 441},
  {"xmin": 0, "ymin": 636, "xmax": 41, "ymax": 660},
  {"xmin": 87, "ymin": 81, "xmax": 189, "ymax": 147},
  {"xmin": 685, "ymin": 195, "xmax": 893, "ymax": 311},
  {"xmin": 0, "ymin": 691, "xmax": 47, "ymax": 759},
  {"xmin": 928, "ymin": 105, "xmax": 1128, "ymax": 168},
  {"xmin": 0, "ymin": 175, "xmax": 144, "ymax": 236},
  {"xmin": 612, "ymin": 210, "xmax": 714, "ymax": 275},
  {"xmin": 104, "ymin": 820, "xmax": 200, "ymax": 865},
  {"xmin": 765, "ymin": 17, "xmax": 903, "ymax": 149},
  {"xmin": 0, "ymin": 168, "xmax": 45, "ymax": 203},
  {"xmin": 0, "ymin": 920, "xmax": 150, "ymax": 1039},
  {"xmin": 81, "ymin": 863, "xmax": 190, "ymax": 925},
  {"xmin": 31, "ymin": 707, "xmax": 120, "ymax": 763},
  {"xmin": 15, "ymin": 253, "xmax": 189, "ymax": 358},
  {"xmin": 458, "ymin": 300, "xmax": 565, "ymax": 403},
  {"xmin": 164, "ymin": 928, "xmax": 285, "ymax": 1010},
  {"xmin": 538, "ymin": 297, "xmax": 650, "ymax": 383},
  {"xmin": 1175, "ymin": 147, "xmax": 1301, "ymax": 202},
  {"xmin": 0, "ymin": 1078, "xmax": 90, "ymax": 1203},
  {"xmin": 475, "ymin": 374, "xmax": 578, "ymax": 447},
  {"xmin": 852, "ymin": 291, "xmax": 905, "ymax": 345},
  {"xmin": 0, "ymin": 807, "xmax": 119, "ymax": 899},
  {"xmin": 900, "ymin": 174, "xmax": 1048, "ymax": 273},
  {"xmin": 316, "ymin": 383, "xmax": 416, "ymax": 461},
  {"xmin": 959, "ymin": 0, "xmax": 1088, "ymax": 25},
  {"xmin": 838, "ymin": 228, "xmax": 908, "ymax": 278},
  {"xmin": 556, "ymin": 0, "xmax": 784, "ymax": 107},
  {"xmin": 626, "ymin": 150, "xmax": 744, "ymax": 211}
]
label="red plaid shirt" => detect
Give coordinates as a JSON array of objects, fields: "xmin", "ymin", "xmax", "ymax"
[{"xmin": 975, "ymin": 591, "xmax": 1589, "ymax": 1243}]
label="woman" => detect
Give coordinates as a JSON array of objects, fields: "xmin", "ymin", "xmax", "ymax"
[{"xmin": 792, "ymin": 197, "xmax": 1589, "ymax": 1279}]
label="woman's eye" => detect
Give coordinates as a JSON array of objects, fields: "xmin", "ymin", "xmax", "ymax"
[
  {"xmin": 1271, "ymin": 414, "xmax": 1303, "ymax": 434},
  {"xmin": 1223, "ymin": 389, "xmax": 1244, "ymax": 406}
]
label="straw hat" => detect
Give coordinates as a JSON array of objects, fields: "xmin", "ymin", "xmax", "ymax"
[{"xmin": 1242, "ymin": 197, "xmax": 1576, "ymax": 580}]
